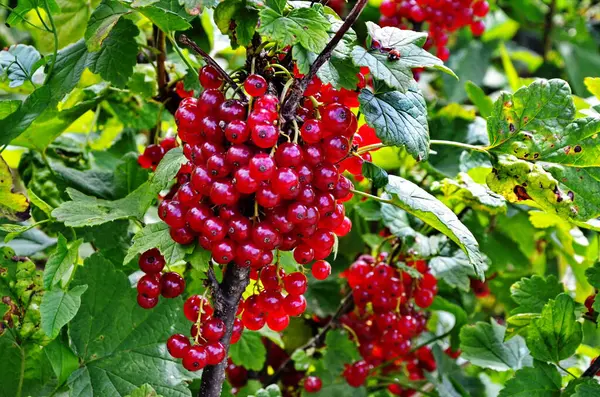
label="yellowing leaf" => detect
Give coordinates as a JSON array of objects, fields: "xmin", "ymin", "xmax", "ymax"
[{"xmin": 0, "ymin": 156, "xmax": 30, "ymax": 221}]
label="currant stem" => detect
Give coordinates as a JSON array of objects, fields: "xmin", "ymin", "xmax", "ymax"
[
  {"xmin": 356, "ymin": 143, "xmax": 387, "ymax": 155},
  {"xmin": 178, "ymin": 34, "xmax": 242, "ymax": 96},
  {"xmin": 429, "ymin": 139, "xmax": 489, "ymax": 153},
  {"xmin": 350, "ymin": 189, "xmax": 393, "ymax": 204},
  {"xmin": 198, "ymin": 264, "xmax": 250, "ymax": 397},
  {"xmin": 280, "ymin": 0, "xmax": 369, "ymax": 120}
]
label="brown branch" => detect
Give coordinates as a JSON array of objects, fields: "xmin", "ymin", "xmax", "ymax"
[
  {"xmin": 156, "ymin": 28, "xmax": 168, "ymax": 99},
  {"xmin": 178, "ymin": 34, "xmax": 241, "ymax": 93},
  {"xmin": 198, "ymin": 264, "xmax": 250, "ymax": 397},
  {"xmin": 582, "ymin": 356, "xmax": 600, "ymax": 377},
  {"xmin": 267, "ymin": 292, "xmax": 354, "ymax": 384},
  {"xmin": 280, "ymin": 0, "xmax": 368, "ymax": 121}
]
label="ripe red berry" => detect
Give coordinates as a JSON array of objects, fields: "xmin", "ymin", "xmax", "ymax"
[
  {"xmin": 304, "ymin": 376, "xmax": 322, "ymax": 393},
  {"xmin": 183, "ymin": 345, "xmax": 208, "ymax": 371},
  {"xmin": 267, "ymin": 312, "xmax": 290, "ymax": 332},
  {"xmin": 137, "ymin": 294, "xmax": 158, "ymax": 309},
  {"xmin": 137, "ymin": 274, "xmax": 161, "ymax": 298},
  {"xmin": 312, "ymin": 260, "xmax": 332, "ymax": 280},
  {"xmin": 244, "ymin": 74, "xmax": 268, "ymax": 97},
  {"xmin": 205, "ymin": 341, "xmax": 227, "ymax": 365},
  {"xmin": 202, "ymin": 318, "xmax": 226, "ymax": 342},
  {"xmin": 283, "ymin": 294, "xmax": 307, "ymax": 316},
  {"xmin": 199, "ymin": 65, "xmax": 222, "ymax": 89},
  {"xmin": 139, "ymin": 248, "xmax": 165, "ymax": 274},
  {"xmin": 321, "ymin": 103, "xmax": 352, "ymax": 134},
  {"xmin": 167, "ymin": 334, "xmax": 191, "ymax": 358},
  {"xmin": 160, "ymin": 272, "xmax": 186, "ymax": 298}
]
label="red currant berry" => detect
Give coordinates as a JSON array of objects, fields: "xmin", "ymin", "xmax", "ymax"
[
  {"xmin": 244, "ymin": 74, "xmax": 268, "ymax": 97},
  {"xmin": 167, "ymin": 334, "xmax": 191, "ymax": 358},
  {"xmin": 304, "ymin": 376, "xmax": 322, "ymax": 393},
  {"xmin": 160, "ymin": 272, "xmax": 186, "ymax": 298},
  {"xmin": 312, "ymin": 260, "xmax": 331, "ymax": 280},
  {"xmin": 183, "ymin": 345, "xmax": 208, "ymax": 371},
  {"xmin": 139, "ymin": 248, "xmax": 165, "ymax": 274}
]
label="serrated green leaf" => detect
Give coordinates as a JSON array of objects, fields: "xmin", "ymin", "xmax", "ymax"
[
  {"xmin": 27, "ymin": 188, "xmax": 54, "ymax": 217},
  {"xmin": 0, "ymin": 155, "xmax": 30, "ymax": 221},
  {"xmin": 41, "ymin": 285, "xmax": 88, "ymax": 339},
  {"xmin": 51, "ymin": 182, "xmax": 155, "ymax": 227},
  {"xmin": 236, "ymin": 7, "xmax": 259, "ymax": 47},
  {"xmin": 67, "ymin": 254, "xmax": 199, "ymax": 396},
  {"xmin": 229, "ymin": 331, "xmax": 267, "ymax": 371},
  {"xmin": 44, "ymin": 338, "xmax": 80, "ymax": 386},
  {"xmin": 361, "ymin": 161, "xmax": 389, "ymax": 188},
  {"xmin": 0, "ymin": 44, "xmax": 41, "ymax": 88},
  {"xmin": 354, "ymin": 200, "xmax": 382, "ymax": 221},
  {"xmin": 384, "ymin": 175, "xmax": 486, "ymax": 279},
  {"xmin": 0, "ymin": 100, "xmax": 21, "ymax": 120},
  {"xmin": 465, "ymin": 81, "xmax": 493, "ymax": 118},
  {"xmin": 510, "ymin": 275, "xmax": 564, "ymax": 315},
  {"xmin": 86, "ymin": 18, "xmax": 139, "ymax": 87},
  {"xmin": 84, "ymin": 0, "xmax": 131, "ymax": 51},
  {"xmin": 571, "ymin": 379, "xmax": 600, "ymax": 396},
  {"xmin": 0, "ymin": 86, "xmax": 51, "ymax": 148},
  {"xmin": 526, "ymin": 293, "xmax": 582, "ymax": 363},
  {"xmin": 352, "ymin": 22, "xmax": 455, "ymax": 92},
  {"xmin": 137, "ymin": 0, "xmax": 195, "ymax": 32},
  {"xmin": 359, "ymin": 86, "xmax": 429, "ymax": 161},
  {"xmin": 498, "ymin": 360, "xmax": 561, "ymax": 397},
  {"xmin": 125, "ymin": 222, "xmax": 194, "ymax": 265},
  {"xmin": 43, "ymin": 234, "xmax": 82, "ymax": 289},
  {"xmin": 258, "ymin": 5, "xmax": 330, "ymax": 53},
  {"xmin": 460, "ymin": 319, "xmax": 533, "ymax": 371},
  {"xmin": 432, "ymin": 172, "xmax": 506, "ymax": 215},
  {"xmin": 151, "ymin": 147, "xmax": 187, "ymax": 190}
]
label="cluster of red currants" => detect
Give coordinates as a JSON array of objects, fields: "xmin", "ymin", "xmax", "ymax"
[
  {"xmin": 138, "ymin": 137, "xmax": 178, "ymax": 170},
  {"xmin": 336, "ymin": 254, "xmax": 439, "ymax": 393},
  {"xmin": 136, "ymin": 249, "xmax": 186, "ymax": 309},
  {"xmin": 378, "ymin": 0, "xmax": 490, "ymax": 61},
  {"xmin": 159, "ymin": 64, "xmax": 366, "ymax": 275},
  {"xmin": 166, "ymin": 294, "xmax": 240, "ymax": 371}
]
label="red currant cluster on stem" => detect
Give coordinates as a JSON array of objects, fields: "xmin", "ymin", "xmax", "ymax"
[
  {"xmin": 337, "ymin": 254, "xmax": 439, "ymax": 394},
  {"xmin": 165, "ymin": 294, "xmax": 239, "ymax": 371},
  {"xmin": 138, "ymin": 137, "xmax": 179, "ymax": 170},
  {"xmin": 379, "ymin": 0, "xmax": 490, "ymax": 61},
  {"xmin": 136, "ymin": 248, "xmax": 186, "ymax": 309}
]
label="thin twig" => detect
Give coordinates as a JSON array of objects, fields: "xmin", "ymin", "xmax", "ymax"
[
  {"xmin": 156, "ymin": 28, "xmax": 168, "ymax": 99},
  {"xmin": 280, "ymin": 0, "xmax": 369, "ymax": 121},
  {"xmin": 267, "ymin": 292, "xmax": 354, "ymax": 384},
  {"xmin": 178, "ymin": 34, "xmax": 241, "ymax": 93},
  {"xmin": 42, "ymin": 0, "xmax": 58, "ymax": 85},
  {"xmin": 542, "ymin": 0, "xmax": 556, "ymax": 61}
]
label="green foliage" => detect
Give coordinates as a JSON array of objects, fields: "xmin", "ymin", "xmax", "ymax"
[
  {"xmin": 40, "ymin": 284, "xmax": 88, "ymax": 338},
  {"xmin": 43, "ymin": 234, "xmax": 82, "ymax": 289},
  {"xmin": 510, "ymin": 275, "xmax": 564, "ymax": 314},
  {"xmin": 459, "ymin": 319, "xmax": 532, "ymax": 371},
  {"xmin": 526, "ymin": 293, "xmax": 583, "ymax": 363},
  {"xmin": 384, "ymin": 175, "xmax": 486, "ymax": 278},
  {"xmin": 0, "ymin": 44, "xmax": 42, "ymax": 88},
  {"xmin": 359, "ymin": 85, "xmax": 429, "ymax": 161},
  {"xmin": 229, "ymin": 331, "xmax": 267, "ymax": 371},
  {"xmin": 68, "ymin": 254, "xmax": 199, "ymax": 396},
  {"xmin": 0, "ymin": 156, "xmax": 30, "ymax": 221},
  {"xmin": 498, "ymin": 360, "xmax": 562, "ymax": 397}
]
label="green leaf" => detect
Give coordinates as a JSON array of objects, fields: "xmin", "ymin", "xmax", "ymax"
[
  {"xmin": 384, "ymin": 175, "xmax": 486, "ymax": 279},
  {"xmin": 430, "ymin": 249, "xmax": 485, "ymax": 291},
  {"xmin": 67, "ymin": 254, "xmax": 199, "ymax": 396},
  {"xmin": 486, "ymin": 154, "xmax": 600, "ymax": 222},
  {"xmin": 0, "ymin": 44, "xmax": 42, "ymax": 87},
  {"xmin": 460, "ymin": 319, "xmax": 533, "ymax": 371},
  {"xmin": 352, "ymin": 22, "xmax": 455, "ymax": 92},
  {"xmin": 51, "ymin": 182, "xmax": 155, "ymax": 227},
  {"xmin": 124, "ymin": 222, "xmax": 194, "ymax": 265},
  {"xmin": 126, "ymin": 384, "xmax": 164, "ymax": 397},
  {"xmin": 586, "ymin": 262, "xmax": 600, "ymax": 289},
  {"xmin": 430, "ymin": 296, "xmax": 467, "ymax": 348},
  {"xmin": 11, "ymin": 95, "xmax": 104, "ymax": 151},
  {"xmin": 44, "ymin": 338, "xmax": 80, "ymax": 386},
  {"xmin": 358, "ymin": 86, "xmax": 429, "ymax": 161},
  {"xmin": 571, "ymin": 379, "xmax": 600, "ymax": 397},
  {"xmin": 0, "ymin": 155, "xmax": 30, "ymax": 221},
  {"xmin": 151, "ymin": 147, "xmax": 187, "ymax": 190},
  {"xmin": 43, "ymin": 234, "xmax": 82, "ymax": 289},
  {"xmin": 41, "ymin": 285, "xmax": 88, "ymax": 339},
  {"xmin": 442, "ymin": 40, "xmax": 494, "ymax": 103},
  {"xmin": 510, "ymin": 275, "xmax": 564, "ymax": 315},
  {"xmin": 498, "ymin": 360, "xmax": 561, "ymax": 397},
  {"xmin": 86, "ymin": 18, "xmax": 140, "ymax": 88},
  {"xmin": 322, "ymin": 329, "xmax": 360, "ymax": 375},
  {"xmin": 85, "ymin": 0, "xmax": 132, "ymax": 51},
  {"xmin": 214, "ymin": 0, "xmax": 258, "ymax": 47},
  {"xmin": 0, "ymin": 100, "xmax": 21, "ymax": 120},
  {"xmin": 229, "ymin": 331, "xmax": 267, "ymax": 371},
  {"xmin": 258, "ymin": 4, "xmax": 330, "ymax": 53},
  {"xmin": 0, "ymin": 86, "xmax": 52, "ymax": 147},
  {"xmin": 431, "ymin": 172, "xmax": 507, "ymax": 215},
  {"xmin": 27, "ymin": 187, "xmax": 54, "ymax": 217},
  {"xmin": 526, "ymin": 293, "xmax": 583, "ymax": 363},
  {"xmin": 464, "ymin": 81, "xmax": 493, "ymax": 118},
  {"xmin": 361, "ymin": 161, "xmax": 389, "ymax": 188},
  {"xmin": 137, "ymin": 0, "xmax": 195, "ymax": 32}
]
